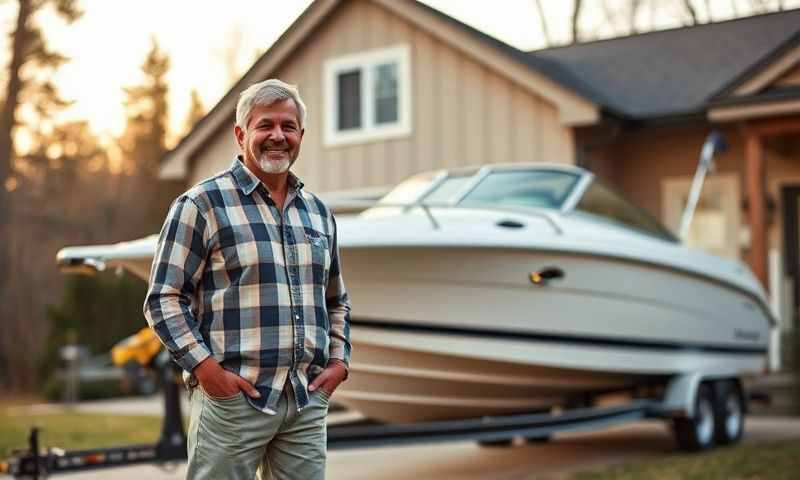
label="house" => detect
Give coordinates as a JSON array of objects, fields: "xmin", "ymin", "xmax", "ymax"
[{"xmin": 159, "ymin": 0, "xmax": 800, "ymax": 335}]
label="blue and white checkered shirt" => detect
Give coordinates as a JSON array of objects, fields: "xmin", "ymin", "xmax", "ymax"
[{"xmin": 144, "ymin": 156, "xmax": 351, "ymax": 414}]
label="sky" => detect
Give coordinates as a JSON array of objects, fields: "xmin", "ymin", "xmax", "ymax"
[{"xmin": 1, "ymin": 0, "xmax": 798, "ymax": 147}]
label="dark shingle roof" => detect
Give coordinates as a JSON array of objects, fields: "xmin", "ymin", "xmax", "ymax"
[
  {"xmin": 417, "ymin": 2, "xmax": 800, "ymax": 120},
  {"xmin": 528, "ymin": 10, "xmax": 800, "ymax": 119}
]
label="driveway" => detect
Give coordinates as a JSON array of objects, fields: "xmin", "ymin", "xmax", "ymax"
[{"xmin": 4, "ymin": 416, "xmax": 798, "ymax": 480}]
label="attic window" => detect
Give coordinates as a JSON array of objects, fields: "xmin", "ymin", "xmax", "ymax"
[{"xmin": 324, "ymin": 45, "xmax": 411, "ymax": 147}]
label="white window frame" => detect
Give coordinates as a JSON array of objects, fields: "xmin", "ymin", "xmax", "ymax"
[{"xmin": 323, "ymin": 45, "xmax": 412, "ymax": 147}]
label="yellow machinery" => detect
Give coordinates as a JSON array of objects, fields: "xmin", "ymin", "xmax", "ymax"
[{"xmin": 111, "ymin": 327, "xmax": 162, "ymax": 368}]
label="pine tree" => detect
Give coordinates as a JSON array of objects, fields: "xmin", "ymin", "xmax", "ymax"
[
  {"xmin": 114, "ymin": 38, "xmax": 182, "ymax": 235},
  {"xmin": 183, "ymin": 88, "xmax": 206, "ymax": 137},
  {"xmin": 120, "ymin": 38, "xmax": 171, "ymax": 177}
]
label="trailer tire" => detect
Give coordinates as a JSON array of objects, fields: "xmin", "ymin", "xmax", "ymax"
[
  {"xmin": 672, "ymin": 383, "xmax": 716, "ymax": 451},
  {"xmin": 713, "ymin": 380, "xmax": 744, "ymax": 446}
]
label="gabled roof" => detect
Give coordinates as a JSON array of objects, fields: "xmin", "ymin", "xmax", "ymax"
[
  {"xmin": 526, "ymin": 9, "xmax": 800, "ymax": 119},
  {"xmin": 161, "ymin": 0, "xmax": 598, "ymax": 179},
  {"xmin": 163, "ymin": 1, "xmax": 800, "ymax": 179}
]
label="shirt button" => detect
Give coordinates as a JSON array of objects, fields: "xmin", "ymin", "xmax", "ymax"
[{"xmin": 295, "ymin": 314, "xmax": 300, "ymax": 320}]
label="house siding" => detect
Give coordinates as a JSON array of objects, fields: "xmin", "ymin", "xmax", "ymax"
[
  {"xmin": 187, "ymin": 0, "xmax": 574, "ymax": 192},
  {"xmin": 586, "ymin": 122, "xmax": 800, "ymax": 261}
]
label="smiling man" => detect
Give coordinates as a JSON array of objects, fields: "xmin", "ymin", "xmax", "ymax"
[{"xmin": 144, "ymin": 79, "xmax": 351, "ymax": 480}]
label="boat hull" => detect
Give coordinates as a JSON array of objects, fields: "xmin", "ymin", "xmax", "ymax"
[{"xmin": 334, "ymin": 246, "xmax": 770, "ymax": 422}]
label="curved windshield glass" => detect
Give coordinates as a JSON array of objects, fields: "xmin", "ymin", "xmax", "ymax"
[
  {"xmin": 421, "ymin": 174, "xmax": 472, "ymax": 204},
  {"xmin": 575, "ymin": 180, "xmax": 677, "ymax": 242},
  {"xmin": 377, "ymin": 171, "xmax": 439, "ymax": 205},
  {"xmin": 459, "ymin": 170, "xmax": 580, "ymax": 210}
]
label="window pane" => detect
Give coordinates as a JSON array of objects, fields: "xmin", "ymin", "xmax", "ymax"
[
  {"xmin": 374, "ymin": 63, "xmax": 398, "ymax": 125},
  {"xmin": 337, "ymin": 70, "xmax": 361, "ymax": 131},
  {"xmin": 460, "ymin": 170, "xmax": 580, "ymax": 210},
  {"xmin": 575, "ymin": 181, "xmax": 676, "ymax": 241}
]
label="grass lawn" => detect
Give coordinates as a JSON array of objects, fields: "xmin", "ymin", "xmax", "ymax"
[
  {"xmin": 571, "ymin": 438, "xmax": 800, "ymax": 480},
  {"xmin": 1, "ymin": 401, "xmax": 164, "ymax": 460}
]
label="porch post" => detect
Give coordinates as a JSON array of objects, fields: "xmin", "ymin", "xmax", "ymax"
[{"xmin": 744, "ymin": 132, "xmax": 767, "ymax": 288}]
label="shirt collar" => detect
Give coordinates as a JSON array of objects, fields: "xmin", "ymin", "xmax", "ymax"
[{"xmin": 230, "ymin": 155, "xmax": 304, "ymax": 196}]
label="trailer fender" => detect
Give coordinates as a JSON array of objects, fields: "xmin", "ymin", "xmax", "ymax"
[{"xmin": 657, "ymin": 371, "xmax": 742, "ymax": 418}]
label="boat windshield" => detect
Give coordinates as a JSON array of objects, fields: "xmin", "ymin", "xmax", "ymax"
[
  {"xmin": 458, "ymin": 170, "xmax": 581, "ymax": 209},
  {"xmin": 375, "ymin": 168, "xmax": 581, "ymax": 209},
  {"xmin": 574, "ymin": 180, "xmax": 678, "ymax": 242},
  {"xmin": 377, "ymin": 171, "xmax": 441, "ymax": 205}
]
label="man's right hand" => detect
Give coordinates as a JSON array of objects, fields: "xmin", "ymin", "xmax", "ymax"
[{"xmin": 193, "ymin": 357, "xmax": 261, "ymax": 399}]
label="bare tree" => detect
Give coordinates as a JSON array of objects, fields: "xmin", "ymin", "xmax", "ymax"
[
  {"xmin": 629, "ymin": 0, "xmax": 643, "ymax": 34},
  {"xmin": 215, "ymin": 25, "xmax": 247, "ymax": 88},
  {"xmin": 683, "ymin": 0, "xmax": 699, "ymax": 24},
  {"xmin": 533, "ymin": 0, "xmax": 552, "ymax": 47},
  {"xmin": 571, "ymin": 0, "xmax": 583, "ymax": 44},
  {"xmin": 599, "ymin": 0, "xmax": 626, "ymax": 38},
  {"xmin": 749, "ymin": 0, "xmax": 770, "ymax": 13}
]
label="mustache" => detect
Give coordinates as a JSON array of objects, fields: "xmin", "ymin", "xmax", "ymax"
[{"xmin": 260, "ymin": 141, "xmax": 288, "ymax": 151}]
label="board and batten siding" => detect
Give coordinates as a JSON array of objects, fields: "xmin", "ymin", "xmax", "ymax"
[{"xmin": 187, "ymin": 0, "xmax": 575, "ymax": 191}]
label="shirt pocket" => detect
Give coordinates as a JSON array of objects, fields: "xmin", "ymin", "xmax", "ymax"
[{"xmin": 303, "ymin": 230, "xmax": 331, "ymax": 284}]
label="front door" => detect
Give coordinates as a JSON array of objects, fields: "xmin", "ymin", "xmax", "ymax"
[{"xmin": 783, "ymin": 186, "xmax": 800, "ymax": 330}]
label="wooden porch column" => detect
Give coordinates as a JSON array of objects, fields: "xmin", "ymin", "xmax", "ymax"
[{"xmin": 744, "ymin": 132, "xmax": 767, "ymax": 288}]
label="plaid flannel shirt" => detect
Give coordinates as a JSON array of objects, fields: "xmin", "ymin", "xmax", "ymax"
[{"xmin": 143, "ymin": 156, "xmax": 351, "ymax": 414}]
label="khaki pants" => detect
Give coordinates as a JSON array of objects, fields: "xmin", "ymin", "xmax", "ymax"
[{"xmin": 186, "ymin": 384, "xmax": 330, "ymax": 480}]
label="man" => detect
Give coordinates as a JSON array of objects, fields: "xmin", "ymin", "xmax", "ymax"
[{"xmin": 144, "ymin": 78, "xmax": 351, "ymax": 480}]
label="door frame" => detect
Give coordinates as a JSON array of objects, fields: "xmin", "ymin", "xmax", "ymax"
[{"xmin": 782, "ymin": 185, "xmax": 800, "ymax": 329}]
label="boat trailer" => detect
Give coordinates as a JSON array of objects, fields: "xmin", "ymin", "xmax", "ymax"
[
  {"xmin": 3, "ymin": 365, "xmax": 664, "ymax": 479},
  {"xmin": 2, "ymin": 361, "xmax": 755, "ymax": 479}
]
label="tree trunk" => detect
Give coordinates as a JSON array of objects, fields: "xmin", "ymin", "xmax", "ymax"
[
  {"xmin": 534, "ymin": 0, "xmax": 552, "ymax": 47},
  {"xmin": 571, "ymin": 0, "xmax": 583, "ymax": 44},
  {"xmin": 683, "ymin": 0, "xmax": 699, "ymax": 25},
  {"xmin": 629, "ymin": 0, "xmax": 642, "ymax": 34},
  {"xmin": 0, "ymin": 0, "xmax": 33, "ymax": 390}
]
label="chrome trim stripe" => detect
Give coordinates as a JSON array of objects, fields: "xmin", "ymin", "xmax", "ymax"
[{"xmin": 350, "ymin": 319, "xmax": 768, "ymax": 355}]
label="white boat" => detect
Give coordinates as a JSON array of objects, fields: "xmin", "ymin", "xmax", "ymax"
[
  {"xmin": 330, "ymin": 162, "xmax": 774, "ymax": 422},
  {"xmin": 57, "ymin": 163, "xmax": 774, "ymax": 425}
]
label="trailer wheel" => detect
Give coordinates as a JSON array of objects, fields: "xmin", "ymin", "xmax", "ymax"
[
  {"xmin": 672, "ymin": 383, "xmax": 716, "ymax": 451},
  {"xmin": 713, "ymin": 380, "xmax": 744, "ymax": 446}
]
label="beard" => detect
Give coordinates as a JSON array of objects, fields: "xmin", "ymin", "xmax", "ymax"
[
  {"xmin": 256, "ymin": 155, "xmax": 292, "ymax": 174},
  {"xmin": 250, "ymin": 142, "xmax": 294, "ymax": 174}
]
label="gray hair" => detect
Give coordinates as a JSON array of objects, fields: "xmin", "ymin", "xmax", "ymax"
[{"xmin": 235, "ymin": 79, "xmax": 307, "ymax": 130}]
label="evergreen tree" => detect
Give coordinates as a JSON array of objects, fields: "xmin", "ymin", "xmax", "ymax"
[
  {"xmin": 120, "ymin": 38, "xmax": 171, "ymax": 176},
  {"xmin": 183, "ymin": 88, "xmax": 206, "ymax": 137},
  {"xmin": 116, "ymin": 38, "xmax": 182, "ymax": 234}
]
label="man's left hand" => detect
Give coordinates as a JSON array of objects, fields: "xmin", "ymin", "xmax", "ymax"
[{"xmin": 309, "ymin": 361, "xmax": 348, "ymax": 396}]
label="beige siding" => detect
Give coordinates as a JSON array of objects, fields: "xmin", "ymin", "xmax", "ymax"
[
  {"xmin": 186, "ymin": 0, "xmax": 573, "ymax": 193},
  {"xmin": 189, "ymin": 126, "xmax": 238, "ymax": 185}
]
